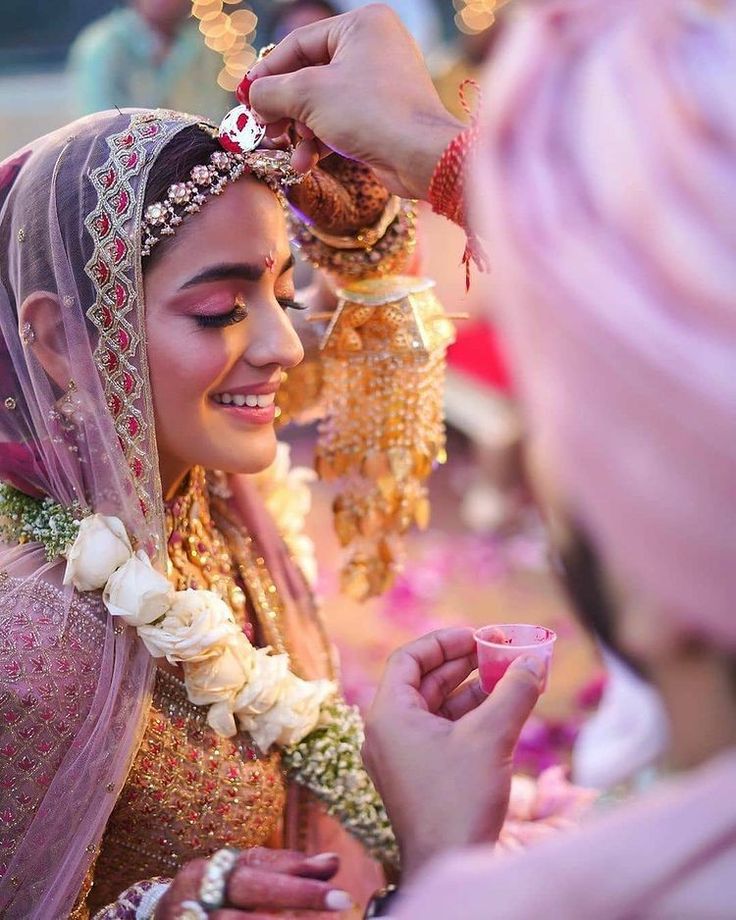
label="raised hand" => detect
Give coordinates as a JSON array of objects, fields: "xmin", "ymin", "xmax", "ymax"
[
  {"xmin": 362, "ymin": 627, "xmax": 544, "ymax": 877},
  {"xmin": 248, "ymin": 5, "xmax": 463, "ymax": 200}
]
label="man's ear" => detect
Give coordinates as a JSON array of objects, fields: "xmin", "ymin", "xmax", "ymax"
[{"xmin": 18, "ymin": 291, "xmax": 70, "ymax": 391}]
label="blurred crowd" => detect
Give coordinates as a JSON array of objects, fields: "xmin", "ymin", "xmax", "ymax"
[{"xmin": 0, "ymin": 1, "xmax": 496, "ymax": 167}]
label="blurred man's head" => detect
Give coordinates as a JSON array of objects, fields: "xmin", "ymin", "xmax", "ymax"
[
  {"xmin": 134, "ymin": 0, "xmax": 192, "ymax": 36},
  {"xmin": 266, "ymin": 0, "xmax": 340, "ymax": 45},
  {"xmin": 475, "ymin": 0, "xmax": 736, "ymax": 764}
]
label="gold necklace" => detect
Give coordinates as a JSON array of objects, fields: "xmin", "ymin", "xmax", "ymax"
[
  {"xmin": 165, "ymin": 467, "xmax": 309, "ymax": 674},
  {"xmin": 210, "ymin": 496, "xmax": 298, "ymax": 670},
  {"xmin": 164, "ymin": 466, "xmax": 248, "ymax": 626}
]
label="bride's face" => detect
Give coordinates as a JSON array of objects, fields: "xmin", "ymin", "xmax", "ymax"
[{"xmin": 144, "ymin": 177, "xmax": 304, "ymax": 497}]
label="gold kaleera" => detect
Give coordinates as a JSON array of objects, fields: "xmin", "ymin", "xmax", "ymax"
[{"xmin": 315, "ymin": 276, "xmax": 457, "ymax": 601}]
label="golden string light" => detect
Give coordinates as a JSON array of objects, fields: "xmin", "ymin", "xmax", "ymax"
[
  {"xmin": 453, "ymin": 0, "xmax": 510, "ymax": 34},
  {"xmin": 191, "ymin": 0, "xmax": 258, "ymax": 92}
]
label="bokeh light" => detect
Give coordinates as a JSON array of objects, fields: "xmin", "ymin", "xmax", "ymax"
[
  {"xmin": 454, "ymin": 0, "xmax": 508, "ymax": 34},
  {"xmin": 191, "ymin": 0, "xmax": 258, "ymax": 92},
  {"xmin": 192, "ymin": 0, "xmax": 224, "ymax": 18},
  {"xmin": 217, "ymin": 66, "xmax": 241, "ymax": 92},
  {"xmin": 230, "ymin": 9, "xmax": 258, "ymax": 34}
]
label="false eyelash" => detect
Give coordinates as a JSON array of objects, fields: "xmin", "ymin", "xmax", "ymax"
[
  {"xmin": 195, "ymin": 303, "xmax": 249, "ymax": 328},
  {"xmin": 278, "ymin": 298, "xmax": 307, "ymax": 312}
]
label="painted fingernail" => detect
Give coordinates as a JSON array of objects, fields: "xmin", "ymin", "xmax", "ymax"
[
  {"xmin": 325, "ymin": 889, "xmax": 353, "ymax": 911},
  {"xmin": 236, "ymin": 75, "xmax": 253, "ymax": 105},
  {"xmin": 306, "ymin": 852, "xmax": 339, "ymax": 864},
  {"xmin": 512, "ymin": 655, "xmax": 546, "ymax": 679}
]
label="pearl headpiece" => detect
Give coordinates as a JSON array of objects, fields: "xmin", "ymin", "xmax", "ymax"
[{"xmin": 141, "ymin": 147, "xmax": 303, "ymax": 258}]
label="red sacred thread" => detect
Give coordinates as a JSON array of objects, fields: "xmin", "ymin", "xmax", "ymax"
[{"xmin": 428, "ymin": 79, "xmax": 488, "ymax": 290}]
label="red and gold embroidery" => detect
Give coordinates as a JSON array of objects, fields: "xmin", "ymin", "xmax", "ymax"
[{"xmin": 83, "ymin": 111, "xmax": 194, "ymax": 519}]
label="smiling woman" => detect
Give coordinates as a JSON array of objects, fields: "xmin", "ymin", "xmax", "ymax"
[
  {"xmin": 144, "ymin": 157, "xmax": 305, "ymax": 494},
  {"xmin": 0, "ymin": 110, "xmax": 413, "ymax": 920}
]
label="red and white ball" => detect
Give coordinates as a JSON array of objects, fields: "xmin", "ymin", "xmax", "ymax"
[{"xmin": 218, "ymin": 104, "xmax": 266, "ymax": 154}]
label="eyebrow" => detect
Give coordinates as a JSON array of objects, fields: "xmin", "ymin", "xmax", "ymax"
[{"xmin": 179, "ymin": 253, "xmax": 295, "ymax": 290}]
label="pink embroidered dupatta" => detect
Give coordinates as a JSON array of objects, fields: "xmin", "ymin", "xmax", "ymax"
[
  {"xmin": 0, "ymin": 109, "xmax": 201, "ymax": 919},
  {"xmin": 0, "ymin": 109, "xmax": 381, "ymax": 919}
]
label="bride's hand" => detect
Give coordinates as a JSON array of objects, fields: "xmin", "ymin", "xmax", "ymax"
[
  {"xmin": 287, "ymin": 152, "xmax": 390, "ymax": 238},
  {"xmin": 262, "ymin": 126, "xmax": 392, "ymax": 240},
  {"xmin": 155, "ymin": 847, "xmax": 351, "ymax": 918}
]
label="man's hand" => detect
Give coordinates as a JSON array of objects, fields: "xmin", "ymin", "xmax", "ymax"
[
  {"xmin": 362, "ymin": 628, "xmax": 544, "ymax": 878},
  {"xmin": 248, "ymin": 5, "xmax": 464, "ymax": 200}
]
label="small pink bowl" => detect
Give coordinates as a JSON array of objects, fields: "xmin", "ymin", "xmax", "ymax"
[{"xmin": 474, "ymin": 623, "xmax": 557, "ymax": 694}]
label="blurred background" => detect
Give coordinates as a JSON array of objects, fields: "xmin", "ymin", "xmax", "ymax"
[
  {"xmin": 0, "ymin": 0, "xmax": 601, "ymax": 779},
  {"xmin": 0, "ymin": 0, "xmax": 509, "ymax": 158}
]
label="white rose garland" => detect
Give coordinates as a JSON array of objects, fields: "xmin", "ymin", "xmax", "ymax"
[
  {"xmin": 0, "ymin": 479, "xmax": 400, "ymax": 865},
  {"xmin": 60, "ymin": 513, "xmax": 337, "ymax": 745}
]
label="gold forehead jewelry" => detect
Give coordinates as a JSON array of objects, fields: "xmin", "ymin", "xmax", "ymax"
[{"xmin": 141, "ymin": 148, "xmax": 304, "ymax": 258}]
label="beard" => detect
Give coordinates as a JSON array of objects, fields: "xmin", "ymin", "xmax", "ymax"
[{"xmin": 552, "ymin": 522, "xmax": 648, "ymax": 681}]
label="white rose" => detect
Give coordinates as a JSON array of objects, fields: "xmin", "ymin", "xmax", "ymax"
[
  {"xmin": 264, "ymin": 476, "xmax": 313, "ymax": 530},
  {"xmin": 245, "ymin": 673, "xmax": 335, "ymax": 752},
  {"xmin": 183, "ymin": 631, "xmax": 253, "ymax": 704},
  {"xmin": 233, "ymin": 648, "xmax": 290, "ymax": 717},
  {"xmin": 285, "ymin": 465, "xmax": 317, "ymax": 517},
  {"xmin": 63, "ymin": 513, "xmax": 133, "ymax": 591},
  {"xmin": 103, "ymin": 550, "xmax": 174, "ymax": 627},
  {"xmin": 136, "ymin": 589, "xmax": 245, "ymax": 663},
  {"xmin": 206, "ymin": 699, "xmax": 239, "ymax": 738}
]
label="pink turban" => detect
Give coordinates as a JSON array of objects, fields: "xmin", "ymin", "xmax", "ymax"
[{"xmin": 473, "ymin": 0, "xmax": 736, "ymax": 648}]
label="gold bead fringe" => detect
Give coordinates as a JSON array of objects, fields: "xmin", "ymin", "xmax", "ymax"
[{"xmin": 315, "ymin": 276, "xmax": 456, "ymax": 600}]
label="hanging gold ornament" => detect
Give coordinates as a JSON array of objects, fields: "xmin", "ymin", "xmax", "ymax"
[{"xmin": 315, "ymin": 276, "xmax": 456, "ymax": 600}]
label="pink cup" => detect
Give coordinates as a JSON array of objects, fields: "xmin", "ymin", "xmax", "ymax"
[{"xmin": 474, "ymin": 624, "xmax": 557, "ymax": 694}]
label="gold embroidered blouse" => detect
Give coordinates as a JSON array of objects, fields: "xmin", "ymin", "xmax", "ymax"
[{"xmin": 86, "ymin": 468, "xmax": 293, "ymax": 913}]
